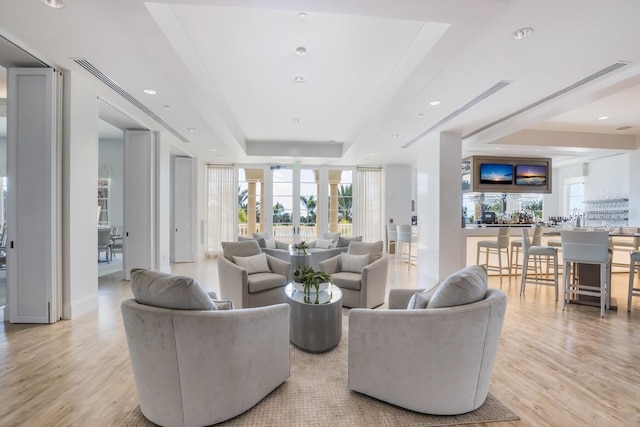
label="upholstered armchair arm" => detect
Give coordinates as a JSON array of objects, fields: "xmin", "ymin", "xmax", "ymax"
[
  {"xmin": 262, "ymin": 248, "xmax": 290, "ymax": 263},
  {"xmin": 388, "ymin": 288, "xmax": 425, "ymax": 309},
  {"xmin": 206, "ymin": 291, "xmax": 218, "ymax": 300},
  {"xmin": 266, "ymin": 254, "xmax": 292, "ymax": 281},
  {"xmin": 319, "ymin": 254, "xmax": 341, "ymax": 274},
  {"xmin": 275, "ymin": 240, "xmax": 290, "ymax": 250},
  {"xmin": 217, "ymin": 256, "xmax": 249, "ymax": 306},
  {"xmin": 360, "ymin": 255, "xmax": 388, "ymax": 308}
]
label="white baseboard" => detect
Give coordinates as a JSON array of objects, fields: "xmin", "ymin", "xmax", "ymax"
[{"xmin": 63, "ymin": 293, "xmax": 98, "ymax": 320}]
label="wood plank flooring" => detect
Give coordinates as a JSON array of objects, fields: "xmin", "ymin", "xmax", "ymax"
[{"xmin": 1, "ymin": 259, "xmax": 639, "ymax": 426}]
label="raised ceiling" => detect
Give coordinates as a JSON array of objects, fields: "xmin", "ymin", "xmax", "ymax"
[{"xmin": 0, "ymin": 0, "xmax": 639, "ymax": 167}]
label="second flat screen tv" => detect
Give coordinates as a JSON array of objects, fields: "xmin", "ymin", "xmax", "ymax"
[
  {"xmin": 515, "ymin": 165, "xmax": 547, "ymax": 186},
  {"xmin": 479, "ymin": 163, "xmax": 513, "ymax": 184}
]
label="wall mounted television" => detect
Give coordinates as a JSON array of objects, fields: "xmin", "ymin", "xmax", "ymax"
[
  {"xmin": 479, "ymin": 163, "xmax": 513, "ymax": 185},
  {"xmin": 463, "ymin": 156, "xmax": 552, "ymax": 194},
  {"xmin": 515, "ymin": 164, "xmax": 547, "ymax": 186}
]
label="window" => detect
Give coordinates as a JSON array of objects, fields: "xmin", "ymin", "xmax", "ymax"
[
  {"xmin": 568, "ymin": 181, "xmax": 585, "ymax": 216},
  {"xmin": 97, "ymin": 178, "xmax": 110, "ymax": 226},
  {"xmin": 206, "ymin": 164, "xmax": 235, "ymax": 257}
]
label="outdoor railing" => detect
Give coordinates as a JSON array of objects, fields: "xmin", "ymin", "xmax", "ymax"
[{"xmin": 238, "ymin": 223, "xmax": 352, "ymax": 243}]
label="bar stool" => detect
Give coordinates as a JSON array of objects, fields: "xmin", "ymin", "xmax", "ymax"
[
  {"xmin": 561, "ymin": 230, "xmax": 611, "ymax": 317},
  {"xmin": 477, "ymin": 227, "xmax": 510, "ymax": 284},
  {"xmin": 396, "ymin": 224, "xmax": 414, "ymax": 269},
  {"xmin": 519, "ymin": 228, "xmax": 559, "ymax": 301},
  {"xmin": 627, "ymin": 251, "xmax": 640, "ymax": 312},
  {"xmin": 612, "ymin": 227, "xmax": 640, "ymax": 268},
  {"xmin": 387, "ymin": 224, "xmax": 397, "ymax": 255},
  {"xmin": 510, "ymin": 226, "xmax": 542, "ymax": 276}
]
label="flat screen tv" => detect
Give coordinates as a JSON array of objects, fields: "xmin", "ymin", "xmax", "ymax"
[
  {"xmin": 479, "ymin": 163, "xmax": 513, "ymax": 185},
  {"xmin": 515, "ymin": 164, "xmax": 547, "ymax": 186}
]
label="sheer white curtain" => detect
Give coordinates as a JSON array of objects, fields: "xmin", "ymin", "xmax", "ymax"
[
  {"xmin": 355, "ymin": 167, "xmax": 383, "ymax": 242},
  {"xmin": 205, "ymin": 164, "xmax": 236, "ymax": 257}
]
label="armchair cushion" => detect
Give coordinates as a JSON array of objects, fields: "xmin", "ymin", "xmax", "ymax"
[
  {"xmin": 130, "ymin": 268, "xmax": 216, "ymax": 311},
  {"xmin": 323, "ymin": 232, "xmax": 342, "ymax": 243},
  {"xmin": 407, "ymin": 284, "xmax": 440, "ymax": 309},
  {"xmin": 233, "ymin": 253, "xmax": 271, "ymax": 274},
  {"xmin": 330, "ymin": 272, "xmax": 362, "ymax": 291},
  {"xmin": 348, "ymin": 241, "xmax": 384, "ymax": 262},
  {"xmin": 248, "ymin": 272, "xmax": 288, "ymax": 293},
  {"xmin": 316, "ymin": 239, "xmax": 334, "ymax": 249},
  {"xmin": 253, "ymin": 232, "xmax": 271, "ymax": 240},
  {"xmin": 264, "ymin": 239, "xmax": 276, "ymax": 249},
  {"xmin": 427, "ymin": 265, "xmax": 488, "ymax": 309},
  {"xmin": 340, "ymin": 253, "xmax": 369, "ymax": 273},
  {"xmin": 238, "ymin": 235, "xmax": 267, "ymax": 248}
]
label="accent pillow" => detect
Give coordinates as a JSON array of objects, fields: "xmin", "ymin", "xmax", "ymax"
[
  {"xmin": 340, "ymin": 253, "xmax": 370, "ymax": 273},
  {"xmin": 130, "ymin": 268, "xmax": 216, "ymax": 310},
  {"xmin": 348, "ymin": 241, "xmax": 384, "ymax": 262},
  {"xmin": 315, "ymin": 239, "xmax": 334, "ymax": 249},
  {"xmin": 253, "ymin": 232, "xmax": 272, "ymax": 240},
  {"xmin": 237, "ymin": 236, "xmax": 266, "ymax": 248},
  {"xmin": 264, "ymin": 239, "xmax": 276, "ymax": 249},
  {"xmin": 213, "ymin": 300, "xmax": 235, "ymax": 310},
  {"xmin": 322, "ymin": 232, "xmax": 342, "ymax": 242},
  {"xmin": 336, "ymin": 236, "xmax": 363, "ymax": 248},
  {"xmin": 233, "ymin": 253, "xmax": 271, "ymax": 274},
  {"xmin": 426, "ymin": 265, "xmax": 488, "ymax": 309},
  {"xmin": 407, "ymin": 284, "xmax": 440, "ymax": 309}
]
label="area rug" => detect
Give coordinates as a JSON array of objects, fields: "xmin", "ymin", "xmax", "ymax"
[{"xmin": 122, "ymin": 321, "xmax": 519, "ymax": 427}]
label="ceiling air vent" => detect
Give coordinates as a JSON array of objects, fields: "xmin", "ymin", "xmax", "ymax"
[
  {"xmin": 73, "ymin": 58, "xmax": 190, "ymax": 143},
  {"xmin": 464, "ymin": 61, "xmax": 630, "ymax": 139},
  {"xmin": 402, "ymin": 80, "xmax": 512, "ymax": 148}
]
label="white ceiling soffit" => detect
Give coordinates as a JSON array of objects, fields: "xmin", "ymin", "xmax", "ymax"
[
  {"xmin": 74, "ymin": 59, "xmax": 190, "ymax": 143},
  {"xmin": 245, "ymin": 140, "xmax": 343, "ymax": 158},
  {"xmin": 146, "ymin": 3, "xmax": 450, "ymax": 155},
  {"xmin": 464, "ymin": 61, "xmax": 630, "ymax": 140},
  {"xmin": 0, "ymin": 35, "xmax": 45, "ymax": 68},
  {"xmin": 98, "ymin": 99, "xmax": 147, "ymax": 133}
]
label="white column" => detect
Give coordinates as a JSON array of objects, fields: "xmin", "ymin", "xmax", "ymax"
[
  {"xmin": 629, "ymin": 142, "xmax": 640, "ymax": 227},
  {"xmin": 416, "ymin": 132, "xmax": 463, "ymax": 284},
  {"xmin": 155, "ymin": 133, "xmax": 172, "ymax": 272}
]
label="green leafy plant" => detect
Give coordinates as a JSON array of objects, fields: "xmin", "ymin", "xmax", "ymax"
[
  {"xmin": 292, "ymin": 265, "xmax": 333, "ymax": 296},
  {"xmin": 292, "ymin": 241, "xmax": 309, "ymax": 255}
]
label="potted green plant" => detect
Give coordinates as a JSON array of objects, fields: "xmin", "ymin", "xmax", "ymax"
[
  {"xmin": 292, "ymin": 265, "xmax": 333, "ymax": 295},
  {"xmin": 292, "ymin": 241, "xmax": 309, "ymax": 255}
]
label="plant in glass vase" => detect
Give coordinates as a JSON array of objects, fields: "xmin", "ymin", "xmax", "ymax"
[
  {"xmin": 292, "ymin": 265, "xmax": 333, "ymax": 300},
  {"xmin": 292, "ymin": 241, "xmax": 309, "ymax": 255}
]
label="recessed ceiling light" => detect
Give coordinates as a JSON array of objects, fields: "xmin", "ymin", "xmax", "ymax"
[
  {"xmin": 163, "ymin": 105, "xmax": 170, "ymax": 108},
  {"xmin": 210, "ymin": 149, "xmax": 217, "ymax": 152},
  {"xmin": 292, "ymin": 75, "xmax": 305, "ymax": 83},
  {"xmin": 298, "ymin": 12, "xmax": 307, "ymax": 20},
  {"xmin": 512, "ymin": 27, "xmax": 533, "ymax": 40},
  {"xmin": 295, "ymin": 47, "xmax": 307, "ymax": 56},
  {"xmin": 429, "ymin": 100, "xmax": 441, "ymax": 106},
  {"xmin": 495, "ymin": 147, "xmax": 501, "ymax": 150},
  {"xmin": 41, "ymin": 0, "xmax": 63, "ymax": 8},
  {"xmin": 368, "ymin": 153, "xmax": 376, "ymax": 156},
  {"xmin": 187, "ymin": 128, "xmax": 195, "ymax": 133},
  {"xmin": 392, "ymin": 134, "xmax": 399, "ymax": 138},
  {"xmin": 418, "ymin": 113, "xmax": 424, "ymax": 117},
  {"xmin": 143, "ymin": 89, "xmax": 157, "ymax": 95},
  {"xmin": 535, "ymin": 148, "xmax": 542, "ymax": 151},
  {"xmin": 292, "ymin": 118, "xmax": 300, "ymax": 122},
  {"xmin": 597, "ymin": 115, "xmax": 609, "ymax": 120}
]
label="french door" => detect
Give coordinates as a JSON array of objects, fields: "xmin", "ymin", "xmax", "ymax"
[{"xmin": 237, "ymin": 166, "xmax": 353, "ymax": 243}]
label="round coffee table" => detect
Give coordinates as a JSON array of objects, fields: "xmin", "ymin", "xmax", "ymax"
[{"xmin": 284, "ymin": 283, "xmax": 343, "ymax": 353}]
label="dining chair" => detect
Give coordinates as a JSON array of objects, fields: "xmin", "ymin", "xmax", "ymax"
[
  {"xmin": 520, "ymin": 228, "xmax": 558, "ymax": 301},
  {"xmin": 627, "ymin": 251, "xmax": 640, "ymax": 312},
  {"xmin": 396, "ymin": 224, "xmax": 414, "ymax": 269},
  {"xmin": 98, "ymin": 228, "xmax": 112, "ymax": 263},
  {"xmin": 386, "ymin": 224, "xmax": 397, "ymax": 255},
  {"xmin": 560, "ymin": 230, "xmax": 611, "ymax": 317},
  {"xmin": 477, "ymin": 227, "xmax": 510, "ymax": 284}
]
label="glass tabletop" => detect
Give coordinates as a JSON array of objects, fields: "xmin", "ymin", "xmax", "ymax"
[{"xmin": 285, "ymin": 283, "xmax": 342, "ymax": 305}]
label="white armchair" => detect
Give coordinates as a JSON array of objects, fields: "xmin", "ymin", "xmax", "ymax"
[
  {"xmin": 121, "ymin": 269, "xmax": 290, "ymax": 427},
  {"xmin": 348, "ymin": 267, "xmax": 506, "ymax": 415},
  {"xmin": 319, "ymin": 241, "xmax": 387, "ymax": 308},
  {"xmin": 218, "ymin": 240, "xmax": 292, "ymax": 308}
]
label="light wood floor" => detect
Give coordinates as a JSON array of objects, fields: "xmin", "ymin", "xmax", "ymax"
[{"xmin": 1, "ymin": 259, "xmax": 640, "ymax": 426}]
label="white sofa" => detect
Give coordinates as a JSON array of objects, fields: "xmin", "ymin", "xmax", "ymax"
[
  {"xmin": 121, "ymin": 269, "xmax": 290, "ymax": 427},
  {"xmin": 348, "ymin": 265, "xmax": 506, "ymax": 415}
]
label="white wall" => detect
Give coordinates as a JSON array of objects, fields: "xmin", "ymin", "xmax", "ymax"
[
  {"xmin": 98, "ymin": 137, "xmax": 123, "ymax": 227},
  {"xmin": 384, "ymin": 164, "xmax": 412, "ymax": 227},
  {"xmin": 628, "ymin": 148, "xmax": 640, "ymax": 227},
  {"xmin": 0, "ymin": 137, "xmax": 5, "ymax": 176},
  {"xmin": 62, "ymin": 71, "xmax": 99, "ymax": 319}
]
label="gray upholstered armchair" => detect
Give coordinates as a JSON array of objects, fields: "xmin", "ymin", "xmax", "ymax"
[
  {"xmin": 319, "ymin": 241, "xmax": 387, "ymax": 308},
  {"xmin": 218, "ymin": 240, "xmax": 292, "ymax": 308},
  {"xmin": 348, "ymin": 265, "xmax": 507, "ymax": 415},
  {"xmin": 121, "ymin": 269, "xmax": 290, "ymax": 427}
]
